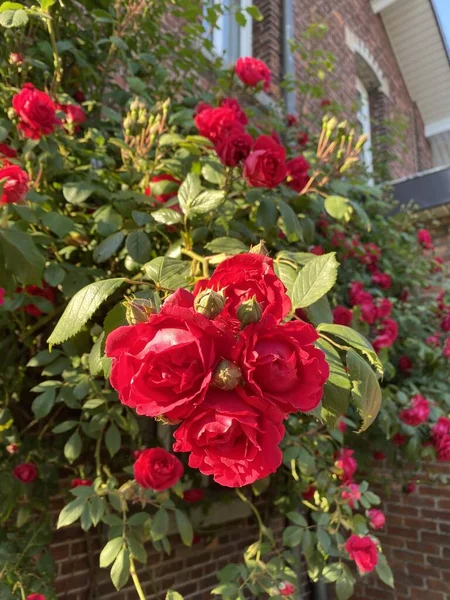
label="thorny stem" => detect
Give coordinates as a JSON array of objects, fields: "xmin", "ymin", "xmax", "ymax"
[
  {"xmin": 129, "ymin": 556, "xmax": 146, "ymax": 600},
  {"xmin": 45, "ymin": 11, "xmax": 62, "ymax": 93}
]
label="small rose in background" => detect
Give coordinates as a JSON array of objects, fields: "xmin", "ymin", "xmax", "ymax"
[
  {"xmin": 243, "ymin": 135, "xmax": 287, "ymax": 188},
  {"xmin": 134, "ymin": 447, "xmax": 183, "ymax": 492},
  {"xmin": 12, "ymin": 83, "xmax": 61, "ymax": 139},
  {"xmin": 279, "ymin": 582, "xmax": 296, "ymax": 596},
  {"xmin": 333, "ymin": 306, "xmax": 353, "ymax": 326},
  {"xmin": 399, "ymin": 394, "xmax": 430, "ymax": 426},
  {"xmin": 368, "ymin": 508, "xmax": 386, "ymax": 530},
  {"xmin": 9, "ymin": 53, "xmax": 24, "ymax": 65},
  {"xmin": 71, "ymin": 478, "xmax": 92, "ymax": 488},
  {"xmin": 0, "ymin": 164, "xmax": 29, "ymax": 205},
  {"xmin": 235, "ymin": 57, "xmax": 271, "ymax": 91},
  {"xmin": 13, "ymin": 463, "xmax": 38, "ymax": 483},
  {"xmin": 183, "ymin": 488, "xmax": 204, "ymax": 503},
  {"xmin": 417, "ymin": 228, "xmax": 433, "ymax": 249}
]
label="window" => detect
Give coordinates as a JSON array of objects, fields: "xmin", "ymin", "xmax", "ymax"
[
  {"xmin": 356, "ymin": 77, "xmax": 373, "ymax": 174},
  {"xmin": 203, "ymin": 0, "xmax": 253, "ymax": 64}
]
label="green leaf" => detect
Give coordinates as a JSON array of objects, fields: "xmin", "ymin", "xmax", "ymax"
[
  {"xmin": 48, "ymin": 278, "xmax": 126, "ymax": 346},
  {"xmin": 202, "ymin": 161, "xmax": 225, "ymax": 185},
  {"xmin": 189, "ymin": 190, "xmax": 226, "ymax": 215},
  {"xmin": 166, "ymin": 592, "xmax": 184, "ymax": 600},
  {"xmin": 63, "ymin": 181, "xmax": 96, "ymax": 204},
  {"xmin": 110, "ymin": 548, "xmax": 130, "ymax": 590},
  {"xmin": 274, "ymin": 261, "xmax": 297, "ymax": 296},
  {"xmin": 211, "ymin": 583, "xmax": 240, "ymax": 596},
  {"xmin": 0, "ymin": 8, "xmax": 28, "ymax": 27},
  {"xmin": 349, "ymin": 199, "xmax": 371, "ymax": 231},
  {"xmin": 277, "ymin": 199, "xmax": 303, "ymax": 241},
  {"xmin": 41, "ymin": 212, "xmax": 74, "ymax": 238},
  {"xmin": 205, "ymin": 237, "xmax": 247, "ymax": 255},
  {"xmin": 100, "ymin": 537, "xmax": 123, "ymax": 568},
  {"xmin": 64, "ymin": 430, "xmax": 82, "ymax": 463},
  {"xmin": 89, "ymin": 332, "xmax": 105, "ymax": 376},
  {"xmin": 152, "ymin": 208, "xmax": 183, "ymax": 225},
  {"xmin": 376, "ymin": 554, "xmax": 394, "ymax": 588},
  {"xmin": 105, "ymin": 423, "xmax": 121, "ymax": 457},
  {"xmin": 0, "ymin": 2, "xmax": 25, "ymax": 10},
  {"xmin": 126, "ymin": 230, "xmax": 151, "ymax": 263},
  {"xmin": 246, "ymin": 5, "xmax": 263, "ymax": 20},
  {"xmin": 27, "ymin": 349, "xmax": 61, "ymax": 367},
  {"xmin": 89, "ymin": 496, "xmax": 105, "ymax": 526},
  {"xmin": 143, "ymin": 257, "xmax": 189, "ymax": 290},
  {"xmin": 127, "ymin": 512, "xmax": 150, "ymax": 527},
  {"xmin": 94, "ymin": 206, "xmax": 123, "ymax": 236},
  {"xmin": 291, "ymin": 253, "xmax": 339, "ymax": 309},
  {"xmin": 346, "ymin": 349, "xmax": 382, "ymax": 432},
  {"xmin": 336, "ymin": 577, "xmax": 354, "ymax": 600},
  {"xmin": 0, "ymin": 229, "xmax": 45, "ymax": 286},
  {"xmin": 57, "ymin": 497, "xmax": 86, "ymax": 528},
  {"xmin": 320, "ymin": 381, "xmax": 350, "ymax": 429},
  {"xmin": 151, "ymin": 508, "xmax": 169, "ymax": 541},
  {"xmin": 39, "ymin": 0, "xmax": 55, "ymax": 9},
  {"xmin": 178, "ymin": 173, "xmax": 201, "ymax": 215},
  {"xmin": 93, "ymin": 231, "xmax": 125, "ymax": 263},
  {"xmin": 175, "ymin": 510, "xmax": 193, "ymax": 546},
  {"xmin": 282, "ymin": 525, "xmax": 304, "ymax": 547},
  {"xmin": 287, "ymin": 512, "xmax": 308, "ymax": 527},
  {"xmin": 52, "ymin": 420, "xmax": 78, "ymax": 434},
  {"xmin": 127, "ymin": 536, "xmax": 147, "ymax": 563},
  {"xmin": 324, "ymin": 195, "xmax": 353, "ymax": 221},
  {"xmin": 127, "ymin": 76, "xmax": 146, "ymax": 95},
  {"xmin": 322, "ymin": 563, "xmax": 343, "ymax": 582},
  {"xmin": 44, "ymin": 263, "xmax": 66, "ymax": 286},
  {"xmin": 32, "ymin": 388, "xmax": 56, "ymax": 420},
  {"xmin": 234, "ymin": 10, "xmax": 246, "ymax": 26},
  {"xmin": 305, "ymin": 295, "xmax": 333, "ymax": 326},
  {"xmin": 317, "ymin": 324, "xmax": 382, "ymax": 376}
]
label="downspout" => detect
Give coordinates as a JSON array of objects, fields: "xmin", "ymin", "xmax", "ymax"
[{"xmin": 283, "ymin": 0, "xmax": 296, "ymax": 115}]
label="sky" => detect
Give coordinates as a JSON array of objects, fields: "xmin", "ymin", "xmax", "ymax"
[{"xmin": 434, "ymin": 0, "xmax": 450, "ymax": 55}]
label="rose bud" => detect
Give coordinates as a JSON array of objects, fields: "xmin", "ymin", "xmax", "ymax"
[
  {"xmin": 124, "ymin": 297, "xmax": 156, "ymax": 325},
  {"xmin": 193, "ymin": 288, "xmax": 225, "ymax": 319},
  {"xmin": 6, "ymin": 443, "xmax": 19, "ymax": 454},
  {"xmin": 249, "ymin": 240, "xmax": 269, "ymax": 256},
  {"xmin": 9, "ymin": 53, "xmax": 24, "ymax": 65},
  {"xmin": 212, "ymin": 359, "xmax": 242, "ymax": 391},
  {"xmin": 237, "ymin": 296, "xmax": 262, "ymax": 327}
]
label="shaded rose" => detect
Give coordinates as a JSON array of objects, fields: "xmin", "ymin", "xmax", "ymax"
[
  {"xmin": 235, "ymin": 57, "xmax": 271, "ymax": 91},
  {"xmin": 0, "ymin": 164, "xmax": 29, "ymax": 205},
  {"xmin": 134, "ymin": 447, "xmax": 183, "ymax": 491},
  {"xmin": 399, "ymin": 394, "xmax": 430, "ymax": 426},
  {"xmin": 345, "ymin": 535, "xmax": 378, "ymax": 574},
  {"xmin": 335, "ymin": 448, "xmax": 357, "ymax": 483},
  {"xmin": 13, "ymin": 463, "xmax": 37, "ymax": 483},
  {"xmin": 243, "ymin": 135, "xmax": 287, "ymax": 188},
  {"xmin": 12, "ymin": 83, "xmax": 60, "ymax": 139},
  {"xmin": 368, "ymin": 508, "xmax": 385, "ymax": 530}
]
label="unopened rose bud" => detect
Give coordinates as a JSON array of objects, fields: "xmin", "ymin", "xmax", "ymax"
[
  {"xmin": 9, "ymin": 53, "xmax": 24, "ymax": 66},
  {"xmin": 237, "ymin": 296, "xmax": 262, "ymax": 327},
  {"xmin": 194, "ymin": 289, "xmax": 225, "ymax": 319},
  {"xmin": 212, "ymin": 360, "xmax": 242, "ymax": 391},
  {"xmin": 6, "ymin": 443, "xmax": 19, "ymax": 454},
  {"xmin": 125, "ymin": 297, "xmax": 156, "ymax": 325},
  {"xmin": 249, "ymin": 241, "xmax": 269, "ymax": 256}
]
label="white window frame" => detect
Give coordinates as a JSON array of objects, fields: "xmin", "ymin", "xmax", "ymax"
[
  {"xmin": 203, "ymin": 0, "xmax": 253, "ymax": 64},
  {"xmin": 355, "ymin": 77, "xmax": 373, "ymax": 175}
]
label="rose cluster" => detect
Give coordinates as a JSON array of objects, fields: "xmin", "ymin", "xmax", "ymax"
[
  {"xmin": 106, "ymin": 253, "xmax": 329, "ymax": 487},
  {"xmin": 193, "ymin": 58, "xmax": 310, "ymax": 192}
]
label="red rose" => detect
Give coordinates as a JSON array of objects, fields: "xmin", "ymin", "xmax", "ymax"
[
  {"xmin": 375, "ymin": 298, "xmax": 392, "ymax": 320},
  {"xmin": 310, "ymin": 245, "xmax": 325, "ymax": 255},
  {"xmin": 333, "ymin": 306, "xmax": 353, "ymax": 326},
  {"xmin": 441, "ymin": 312, "xmax": 450, "ymax": 332},
  {"xmin": 372, "ymin": 270, "xmax": 391, "ymax": 289},
  {"xmin": 426, "ymin": 334, "xmax": 440, "ymax": 347},
  {"xmin": 243, "ymin": 135, "xmax": 286, "ymax": 188},
  {"xmin": 235, "ymin": 57, "xmax": 271, "ymax": 91},
  {"xmin": 12, "ymin": 83, "xmax": 60, "ymax": 139},
  {"xmin": 373, "ymin": 318, "xmax": 398, "ymax": 352},
  {"xmin": 279, "ymin": 582, "xmax": 296, "ymax": 596},
  {"xmin": 368, "ymin": 508, "xmax": 385, "ymax": 530},
  {"xmin": 220, "ymin": 97, "xmax": 248, "ymax": 126},
  {"xmin": 106, "ymin": 289, "xmax": 232, "ymax": 421},
  {"xmin": 297, "ymin": 131, "xmax": 309, "ymax": 146},
  {"xmin": 72, "ymin": 90, "xmax": 85, "ymax": 103},
  {"xmin": 335, "ymin": 448, "xmax": 357, "ymax": 483},
  {"xmin": 13, "ymin": 463, "xmax": 38, "ymax": 483},
  {"xmin": 286, "ymin": 114, "xmax": 298, "ymax": 127},
  {"xmin": 215, "ymin": 128, "xmax": 253, "ymax": 167},
  {"xmin": 320, "ymin": 99, "xmax": 331, "ymax": 107},
  {"xmin": 0, "ymin": 287, "xmax": 4, "ymax": 305},
  {"xmin": 233, "ymin": 316, "xmax": 329, "ymax": 416},
  {"xmin": 359, "ymin": 243, "xmax": 381, "ymax": 266},
  {"xmin": 418, "ymin": 228, "xmax": 433, "ymax": 249},
  {"xmin": 345, "ymin": 535, "xmax": 378, "ymax": 574},
  {"xmin": 0, "ymin": 143, "xmax": 17, "ymax": 158},
  {"xmin": 405, "ymin": 481, "xmax": 416, "ymax": 494},
  {"xmin": 0, "ymin": 164, "xmax": 29, "ymax": 205},
  {"xmin": 194, "ymin": 106, "xmax": 240, "ymax": 143},
  {"xmin": 57, "ymin": 103, "xmax": 86, "ymax": 133},
  {"xmin": 349, "ymin": 281, "xmax": 372, "ymax": 306},
  {"xmin": 183, "ymin": 488, "xmax": 204, "ymax": 503},
  {"xmin": 398, "ymin": 356, "xmax": 413, "ymax": 373},
  {"xmin": 20, "ymin": 284, "xmax": 55, "ymax": 318},
  {"xmin": 341, "ymin": 483, "xmax": 361, "ymax": 508},
  {"xmin": 71, "ymin": 478, "xmax": 92, "ymax": 488},
  {"xmin": 302, "ymin": 485, "xmax": 316, "ymax": 501},
  {"xmin": 145, "ymin": 174, "xmax": 181, "ymax": 204},
  {"xmin": 392, "ymin": 433, "xmax": 407, "ymax": 446},
  {"xmin": 134, "ymin": 447, "xmax": 183, "ymax": 491},
  {"xmin": 433, "ymin": 417, "xmax": 450, "ymax": 442},
  {"xmin": 338, "ymin": 418, "xmax": 347, "ymax": 433},
  {"xmin": 173, "ymin": 387, "xmax": 284, "ymax": 487},
  {"xmin": 436, "ymin": 435, "xmax": 450, "ymax": 461},
  {"xmin": 443, "ymin": 338, "xmax": 450, "ymax": 358},
  {"xmin": 194, "ymin": 101, "xmax": 212, "ymax": 116},
  {"xmin": 360, "ymin": 302, "xmax": 377, "ymax": 325},
  {"xmin": 27, "ymin": 595, "xmax": 46, "ymax": 600},
  {"xmin": 285, "ymin": 156, "xmax": 310, "ymax": 193},
  {"xmin": 399, "ymin": 394, "xmax": 430, "ymax": 426},
  {"xmin": 194, "ymin": 253, "xmax": 291, "ymax": 330},
  {"xmin": 373, "ymin": 451, "xmax": 385, "ymax": 460}
]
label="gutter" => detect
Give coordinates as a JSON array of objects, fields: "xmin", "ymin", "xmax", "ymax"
[{"xmin": 283, "ymin": 0, "xmax": 296, "ymax": 115}]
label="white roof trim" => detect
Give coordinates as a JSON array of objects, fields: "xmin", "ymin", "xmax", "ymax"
[
  {"xmin": 425, "ymin": 117, "xmax": 450, "ymax": 137},
  {"xmin": 345, "ymin": 27, "xmax": 390, "ymax": 96},
  {"xmin": 371, "ymin": 0, "xmax": 400, "ymax": 13}
]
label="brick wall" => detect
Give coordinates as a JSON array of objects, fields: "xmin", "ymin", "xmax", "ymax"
[
  {"xmin": 51, "ymin": 499, "xmax": 312, "ymax": 600},
  {"xmin": 252, "ymin": 0, "xmax": 433, "ymax": 179},
  {"xmin": 354, "ymin": 463, "xmax": 450, "ymax": 600}
]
